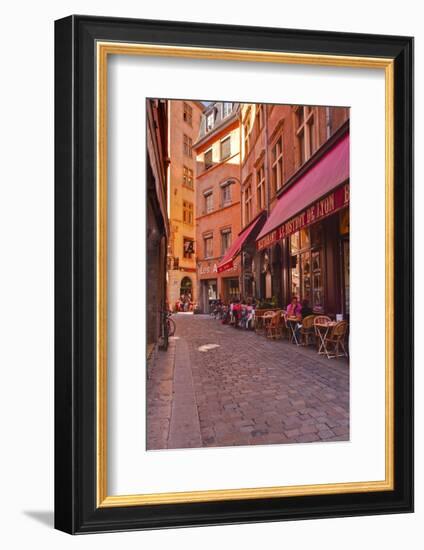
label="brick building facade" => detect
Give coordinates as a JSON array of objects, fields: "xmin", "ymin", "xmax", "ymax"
[
  {"xmin": 160, "ymin": 99, "xmax": 350, "ymax": 320},
  {"xmin": 167, "ymin": 100, "xmax": 204, "ymax": 310},
  {"xmin": 237, "ymin": 103, "xmax": 350, "ymax": 317},
  {"xmin": 193, "ymin": 102, "xmax": 242, "ymax": 312}
]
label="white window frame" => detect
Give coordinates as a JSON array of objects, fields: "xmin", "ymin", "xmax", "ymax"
[
  {"xmin": 220, "ymin": 228, "xmax": 232, "ymax": 255},
  {"xmin": 204, "ymin": 190, "xmax": 213, "ymax": 214},
  {"xmin": 204, "ymin": 148, "xmax": 213, "ymax": 170},
  {"xmin": 222, "ymin": 102, "xmax": 233, "ymax": 118},
  {"xmin": 271, "ymin": 134, "xmax": 284, "ymax": 193},
  {"xmin": 220, "ymin": 136, "xmax": 231, "ymax": 160},
  {"xmin": 256, "ymin": 164, "xmax": 265, "ymax": 211},
  {"xmin": 204, "ymin": 234, "xmax": 213, "ymax": 258}
]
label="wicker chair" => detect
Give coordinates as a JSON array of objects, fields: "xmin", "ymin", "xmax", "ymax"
[
  {"xmin": 300, "ymin": 315, "xmax": 316, "ymax": 346},
  {"xmin": 313, "ymin": 315, "xmax": 332, "ymax": 326},
  {"xmin": 266, "ymin": 311, "xmax": 282, "ymax": 340},
  {"xmin": 256, "ymin": 310, "xmax": 274, "ymax": 334},
  {"xmin": 324, "ymin": 321, "xmax": 349, "ymax": 358},
  {"xmin": 279, "ymin": 310, "xmax": 288, "ymax": 339}
]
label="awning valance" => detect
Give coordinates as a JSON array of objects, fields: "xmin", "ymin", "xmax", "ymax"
[
  {"xmin": 217, "ymin": 214, "xmax": 265, "ymax": 273},
  {"xmin": 256, "ymin": 133, "xmax": 349, "ymax": 250}
]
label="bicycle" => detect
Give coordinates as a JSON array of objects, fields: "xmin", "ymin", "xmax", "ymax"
[
  {"xmin": 165, "ymin": 310, "xmax": 176, "ymax": 337},
  {"xmin": 160, "ymin": 309, "xmax": 176, "ymax": 350}
]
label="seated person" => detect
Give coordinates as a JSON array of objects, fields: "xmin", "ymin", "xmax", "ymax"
[
  {"xmin": 287, "ymin": 296, "xmax": 302, "ymax": 343},
  {"xmin": 286, "ymin": 296, "xmax": 302, "ymax": 319},
  {"xmin": 301, "ymin": 299, "xmax": 313, "ymax": 319}
]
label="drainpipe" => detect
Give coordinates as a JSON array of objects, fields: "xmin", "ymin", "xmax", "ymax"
[
  {"xmin": 239, "ymin": 105, "xmax": 244, "ymax": 299},
  {"xmin": 326, "ymin": 107, "xmax": 332, "ymax": 139},
  {"xmin": 263, "ymin": 104, "xmax": 272, "ymax": 301},
  {"xmin": 264, "ymin": 104, "xmax": 271, "ymax": 214}
]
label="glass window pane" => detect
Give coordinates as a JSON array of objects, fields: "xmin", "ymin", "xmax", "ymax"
[
  {"xmin": 311, "ymin": 250, "xmax": 324, "ymax": 310},
  {"xmin": 301, "ymin": 252, "xmax": 311, "ymax": 303},
  {"xmin": 300, "ymin": 228, "xmax": 310, "ymax": 249},
  {"xmin": 221, "ymin": 137, "xmax": 231, "ymax": 160},
  {"xmin": 297, "ymin": 107, "xmax": 304, "ymax": 126},
  {"xmin": 290, "ymin": 255, "xmax": 300, "ymax": 298},
  {"xmin": 290, "ymin": 232, "xmax": 299, "ymax": 254},
  {"xmin": 298, "ymin": 130, "xmax": 305, "ymax": 164},
  {"xmin": 309, "ymin": 118, "xmax": 316, "ymax": 153},
  {"xmin": 205, "ymin": 149, "xmax": 213, "ymax": 169},
  {"xmin": 339, "ymin": 208, "xmax": 349, "ymax": 235},
  {"xmin": 310, "ymin": 222, "xmax": 323, "ymax": 246},
  {"xmin": 277, "ymin": 159, "xmax": 283, "ymax": 189},
  {"xmin": 343, "ymin": 240, "xmax": 350, "ymax": 314}
]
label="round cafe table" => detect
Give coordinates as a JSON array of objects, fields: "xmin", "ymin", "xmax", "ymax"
[
  {"xmin": 254, "ymin": 312, "xmax": 274, "ymax": 333},
  {"xmin": 314, "ymin": 321, "xmax": 337, "ymax": 357},
  {"xmin": 286, "ymin": 316, "xmax": 301, "ymax": 345}
]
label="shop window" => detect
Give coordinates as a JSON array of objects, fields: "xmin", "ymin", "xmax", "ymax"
[
  {"xmin": 265, "ymin": 271, "xmax": 272, "ymax": 299},
  {"xmin": 207, "ymin": 281, "xmax": 217, "ymax": 301},
  {"xmin": 227, "ymin": 279, "xmax": 240, "ymax": 299},
  {"xmin": 339, "ymin": 208, "xmax": 349, "ymax": 235},
  {"xmin": 311, "ymin": 250, "xmax": 324, "ymax": 311},
  {"xmin": 342, "ymin": 239, "xmax": 350, "ymax": 315},
  {"xmin": 311, "ymin": 222, "xmax": 324, "ymax": 246},
  {"xmin": 289, "ymin": 223, "xmax": 324, "ymax": 311},
  {"xmin": 300, "ymin": 252, "xmax": 311, "ymax": 303},
  {"xmin": 300, "ymin": 227, "xmax": 310, "ymax": 249},
  {"xmin": 339, "ymin": 207, "xmax": 350, "ymax": 316},
  {"xmin": 290, "ymin": 232, "xmax": 300, "ymax": 254},
  {"xmin": 290, "ymin": 255, "xmax": 300, "ymax": 299}
]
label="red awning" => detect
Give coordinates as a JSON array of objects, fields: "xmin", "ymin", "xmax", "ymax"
[
  {"xmin": 217, "ymin": 215, "xmax": 265, "ymax": 273},
  {"xmin": 256, "ymin": 133, "xmax": 350, "ymax": 250}
]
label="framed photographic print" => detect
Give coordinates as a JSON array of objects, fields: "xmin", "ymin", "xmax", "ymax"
[{"xmin": 54, "ymin": 15, "xmax": 414, "ymax": 533}]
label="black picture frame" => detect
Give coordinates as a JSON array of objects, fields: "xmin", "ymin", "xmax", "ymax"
[{"xmin": 55, "ymin": 15, "xmax": 414, "ymax": 534}]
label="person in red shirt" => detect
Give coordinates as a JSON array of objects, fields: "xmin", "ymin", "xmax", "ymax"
[{"xmin": 232, "ymin": 300, "xmax": 242, "ymax": 327}]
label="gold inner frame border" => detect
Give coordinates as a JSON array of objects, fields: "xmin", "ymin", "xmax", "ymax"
[{"xmin": 96, "ymin": 42, "xmax": 394, "ymax": 508}]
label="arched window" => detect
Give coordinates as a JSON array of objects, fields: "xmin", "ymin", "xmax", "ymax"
[{"xmin": 180, "ymin": 277, "xmax": 193, "ymax": 298}]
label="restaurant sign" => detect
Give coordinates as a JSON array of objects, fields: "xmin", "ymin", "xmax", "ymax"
[
  {"xmin": 217, "ymin": 259, "xmax": 235, "ymax": 273},
  {"xmin": 217, "ymin": 254, "xmax": 243, "ymax": 273},
  {"xmin": 199, "ymin": 259, "xmax": 240, "ymax": 276},
  {"xmin": 257, "ymin": 183, "xmax": 349, "ymax": 250}
]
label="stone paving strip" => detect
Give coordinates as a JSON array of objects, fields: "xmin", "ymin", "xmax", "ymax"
[{"xmin": 147, "ymin": 313, "xmax": 349, "ymax": 450}]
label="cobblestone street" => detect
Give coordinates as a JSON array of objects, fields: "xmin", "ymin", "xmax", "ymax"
[{"xmin": 147, "ymin": 313, "xmax": 349, "ymax": 450}]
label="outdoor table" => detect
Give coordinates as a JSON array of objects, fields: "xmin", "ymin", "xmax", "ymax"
[
  {"xmin": 254, "ymin": 312, "xmax": 272, "ymax": 333},
  {"xmin": 286, "ymin": 316, "xmax": 301, "ymax": 345},
  {"xmin": 253, "ymin": 313, "xmax": 263, "ymax": 332},
  {"xmin": 314, "ymin": 321, "xmax": 337, "ymax": 357}
]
